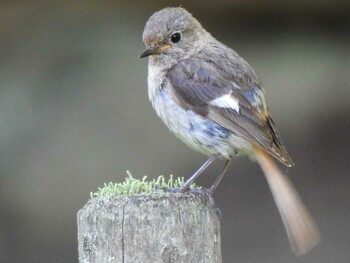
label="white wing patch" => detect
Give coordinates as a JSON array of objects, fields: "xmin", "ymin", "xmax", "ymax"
[{"xmin": 210, "ymin": 92, "xmax": 240, "ymax": 112}]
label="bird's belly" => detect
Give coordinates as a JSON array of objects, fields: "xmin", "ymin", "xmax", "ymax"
[{"xmin": 151, "ymin": 89, "xmax": 250, "ymax": 158}]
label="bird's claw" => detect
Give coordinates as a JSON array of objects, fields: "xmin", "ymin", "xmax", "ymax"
[
  {"xmin": 155, "ymin": 185, "xmax": 222, "ymax": 218},
  {"xmin": 187, "ymin": 188, "xmax": 221, "ymax": 217},
  {"xmin": 155, "ymin": 185, "xmax": 182, "ymax": 193}
]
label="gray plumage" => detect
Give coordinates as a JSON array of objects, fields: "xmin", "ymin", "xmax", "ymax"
[
  {"xmin": 142, "ymin": 7, "xmax": 292, "ymax": 165},
  {"xmin": 140, "ymin": 7, "xmax": 320, "ymax": 255}
]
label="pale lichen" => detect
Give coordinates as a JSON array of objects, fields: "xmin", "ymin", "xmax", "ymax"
[{"xmin": 90, "ymin": 171, "xmax": 198, "ymax": 198}]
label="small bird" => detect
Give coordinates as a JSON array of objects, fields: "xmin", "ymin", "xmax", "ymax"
[{"xmin": 140, "ymin": 7, "xmax": 320, "ymax": 255}]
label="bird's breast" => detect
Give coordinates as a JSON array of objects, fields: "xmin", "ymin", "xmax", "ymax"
[{"xmin": 149, "ymin": 83, "xmax": 235, "ymax": 158}]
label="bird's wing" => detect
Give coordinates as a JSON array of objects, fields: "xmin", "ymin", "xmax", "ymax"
[{"xmin": 167, "ymin": 58, "xmax": 293, "ymax": 166}]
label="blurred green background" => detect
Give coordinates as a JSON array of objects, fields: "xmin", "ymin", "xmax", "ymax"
[{"xmin": 1, "ymin": 1, "xmax": 349, "ymax": 262}]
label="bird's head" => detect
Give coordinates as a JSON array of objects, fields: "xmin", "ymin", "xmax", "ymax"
[{"xmin": 140, "ymin": 7, "xmax": 206, "ymax": 66}]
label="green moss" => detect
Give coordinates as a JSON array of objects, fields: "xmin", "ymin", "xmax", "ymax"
[{"xmin": 90, "ymin": 171, "xmax": 198, "ymax": 198}]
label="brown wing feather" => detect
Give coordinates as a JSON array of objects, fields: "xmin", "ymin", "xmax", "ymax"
[{"xmin": 167, "ymin": 58, "xmax": 293, "ymax": 166}]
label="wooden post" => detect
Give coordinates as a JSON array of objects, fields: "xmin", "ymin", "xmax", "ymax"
[{"xmin": 77, "ymin": 192, "xmax": 222, "ymax": 263}]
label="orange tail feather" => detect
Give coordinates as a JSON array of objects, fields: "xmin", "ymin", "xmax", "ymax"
[{"xmin": 254, "ymin": 147, "xmax": 320, "ymax": 255}]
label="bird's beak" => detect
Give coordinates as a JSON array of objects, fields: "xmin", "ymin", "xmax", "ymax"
[{"xmin": 139, "ymin": 44, "xmax": 171, "ymax": 58}]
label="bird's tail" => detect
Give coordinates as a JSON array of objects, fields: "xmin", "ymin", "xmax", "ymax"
[{"xmin": 253, "ymin": 146, "xmax": 320, "ymax": 255}]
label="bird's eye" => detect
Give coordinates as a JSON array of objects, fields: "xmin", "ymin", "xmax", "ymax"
[{"xmin": 170, "ymin": 32, "xmax": 181, "ymax": 43}]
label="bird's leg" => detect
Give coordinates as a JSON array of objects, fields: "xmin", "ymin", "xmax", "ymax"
[
  {"xmin": 208, "ymin": 159, "xmax": 232, "ymax": 195},
  {"xmin": 185, "ymin": 157, "xmax": 231, "ymax": 218},
  {"xmin": 179, "ymin": 155, "xmax": 218, "ymax": 192}
]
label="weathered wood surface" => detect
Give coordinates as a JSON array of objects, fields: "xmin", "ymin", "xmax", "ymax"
[{"xmin": 77, "ymin": 192, "xmax": 222, "ymax": 263}]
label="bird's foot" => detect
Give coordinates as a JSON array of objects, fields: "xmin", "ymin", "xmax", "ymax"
[
  {"xmin": 155, "ymin": 185, "xmax": 221, "ymax": 218},
  {"xmin": 155, "ymin": 185, "xmax": 182, "ymax": 193},
  {"xmin": 187, "ymin": 188, "xmax": 222, "ymax": 218}
]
